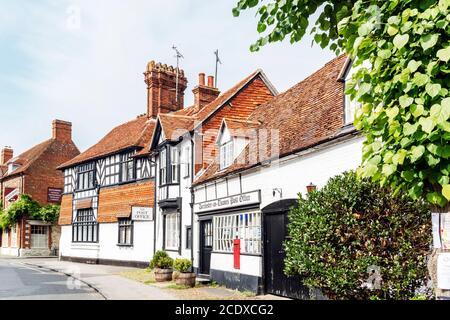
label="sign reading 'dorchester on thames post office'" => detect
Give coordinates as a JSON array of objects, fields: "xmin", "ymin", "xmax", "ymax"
[
  {"xmin": 194, "ymin": 190, "xmax": 260, "ymax": 213},
  {"xmin": 131, "ymin": 206, "xmax": 154, "ymax": 221}
]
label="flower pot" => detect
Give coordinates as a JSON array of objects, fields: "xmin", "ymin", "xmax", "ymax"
[
  {"xmin": 154, "ymin": 268, "xmax": 173, "ymax": 282},
  {"xmin": 175, "ymin": 272, "xmax": 196, "ymax": 288},
  {"xmin": 172, "ymin": 270, "xmax": 180, "ymax": 281}
]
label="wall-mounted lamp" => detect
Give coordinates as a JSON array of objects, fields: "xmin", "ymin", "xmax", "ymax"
[
  {"xmin": 273, "ymin": 188, "xmax": 283, "ymax": 198},
  {"xmin": 306, "ymin": 182, "xmax": 317, "ymax": 193}
]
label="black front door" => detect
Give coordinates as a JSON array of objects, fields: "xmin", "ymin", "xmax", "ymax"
[
  {"xmin": 200, "ymin": 219, "xmax": 213, "ymax": 275},
  {"xmin": 264, "ymin": 210, "xmax": 309, "ymax": 299}
]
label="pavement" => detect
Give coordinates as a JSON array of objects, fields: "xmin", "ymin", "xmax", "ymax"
[
  {"xmin": 0, "ymin": 256, "xmax": 178, "ymax": 300},
  {"xmin": 0, "ymin": 258, "xmax": 102, "ymax": 300}
]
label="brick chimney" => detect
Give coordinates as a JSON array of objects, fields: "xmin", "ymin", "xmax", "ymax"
[
  {"xmin": 144, "ymin": 61, "xmax": 188, "ymax": 118},
  {"xmin": 52, "ymin": 120, "xmax": 73, "ymax": 142},
  {"xmin": 1, "ymin": 147, "xmax": 13, "ymax": 165},
  {"xmin": 192, "ymin": 73, "xmax": 220, "ymax": 112}
]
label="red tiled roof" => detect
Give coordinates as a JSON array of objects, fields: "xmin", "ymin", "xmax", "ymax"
[
  {"xmin": 153, "ymin": 69, "xmax": 276, "ymax": 146},
  {"xmin": 222, "ymin": 118, "xmax": 260, "ymax": 138},
  {"xmin": 159, "ymin": 114, "xmax": 196, "ymax": 142},
  {"xmin": 194, "ymin": 55, "xmax": 353, "ymax": 185},
  {"xmin": 59, "ymin": 116, "xmax": 156, "ymax": 169},
  {"xmin": 2, "ymin": 138, "xmax": 80, "ymax": 179}
]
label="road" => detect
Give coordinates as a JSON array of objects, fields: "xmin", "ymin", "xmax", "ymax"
[{"xmin": 0, "ymin": 258, "xmax": 103, "ymax": 300}]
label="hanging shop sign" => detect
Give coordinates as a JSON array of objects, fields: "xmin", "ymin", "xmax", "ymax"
[
  {"xmin": 47, "ymin": 188, "xmax": 63, "ymax": 203},
  {"xmin": 194, "ymin": 190, "xmax": 260, "ymax": 213}
]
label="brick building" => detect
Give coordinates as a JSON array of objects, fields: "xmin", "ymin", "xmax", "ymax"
[{"xmin": 0, "ymin": 120, "xmax": 80, "ymax": 256}]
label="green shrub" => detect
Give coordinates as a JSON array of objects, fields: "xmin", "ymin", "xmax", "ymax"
[
  {"xmin": 0, "ymin": 195, "xmax": 59, "ymax": 229},
  {"xmin": 173, "ymin": 258, "xmax": 192, "ymax": 273},
  {"xmin": 150, "ymin": 250, "xmax": 173, "ymax": 269},
  {"xmin": 284, "ymin": 171, "xmax": 432, "ymax": 300}
]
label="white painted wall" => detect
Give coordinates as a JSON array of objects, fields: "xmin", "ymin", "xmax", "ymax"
[
  {"xmin": 192, "ymin": 135, "xmax": 365, "ymax": 277},
  {"xmin": 59, "ymin": 221, "xmax": 155, "ymax": 263}
]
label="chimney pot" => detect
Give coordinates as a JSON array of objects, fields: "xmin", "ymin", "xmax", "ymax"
[
  {"xmin": 199, "ymin": 73, "xmax": 205, "ymax": 86},
  {"xmin": 1, "ymin": 147, "xmax": 13, "ymax": 165},
  {"xmin": 52, "ymin": 120, "xmax": 72, "ymax": 142},
  {"xmin": 208, "ymin": 76, "xmax": 214, "ymax": 88}
]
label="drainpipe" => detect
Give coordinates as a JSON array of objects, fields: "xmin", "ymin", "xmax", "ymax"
[
  {"xmin": 149, "ymin": 155, "xmax": 157, "ymax": 256},
  {"xmin": 190, "ymin": 138, "xmax": 195, "ymax": 267}
]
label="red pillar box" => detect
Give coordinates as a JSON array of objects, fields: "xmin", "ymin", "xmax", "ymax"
[{"xmin": 233, "ymin": 239, "xmax": 240, "ymax": 269}]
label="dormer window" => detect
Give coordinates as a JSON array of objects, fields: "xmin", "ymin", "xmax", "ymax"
[
  {"xmin": 7, "ymin": 163, "xmax": 20, "ymax": 174},
  {"xmin": 219, "ymin": 140, "xmax": 233, "ymax": 170}
]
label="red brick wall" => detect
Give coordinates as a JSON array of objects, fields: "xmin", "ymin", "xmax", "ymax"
[
  {"xmin": 23, "ymin": 140, "xmax": 79, "ymax": 206},
  {"xmin": 198, "ymin": 77, "xmax": 274, "ymax": 172},
  {"xmin": 97, "ymin": 181, "xmax": 154, "ymax": 223},
  {"xmin": 59, "ymin": 194, "xmax": 73, "ymax": 226}
]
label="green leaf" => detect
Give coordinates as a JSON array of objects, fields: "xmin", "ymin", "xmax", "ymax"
[
  {"xmin": 411, "ymin": 104, "xmax": 424, "ymax": 118},
  {"xmin": 358, "ymin": 82, "xmax": 371, "ymax": 97},
  {"xmin": 427, "ymin": 191, "xmax": 447, "ymax": 207},
  {"xmin": 393, "ymin": 149, "xmax": 407, "ymax": 165},
  {"xmin": 382, "ymin": 164, "xmax": 397, "ymax": 177},
  {"xmin": 386, "ymin": 106, "xmax": 399, "ymax": 120},
  {"xmin": 426, "ymin": 83, "xmax": 441, "ymax": 98},
  {"xmin": 443, "ymin": 184, "xmax": 450, "ymax": 200},
  {"xmin": 399, "ymin": 95, "xmax": 413, "ymax": 108},
  {"xmin": 413, "ymin": 73, "xmax": 430, "ymax": 87},
  {"xmin": 419, "ymin": 117, "xmax": 435, "ymax": 133},
  {"xmin": 403, "ymin": 122, "xmax": 418, "ymax": 135},
  {"xmin": 430, "ymin": 102, "xmax": 450, "ymax": 124},
  {"xmin": 420, "ymin": 34, "xmax": 439, "ymax": 51},
  {"xmin": 393, "ymin": 34, "xmax": 409, "ymax": 49},
  {"xmin": 437, "ymin": 46, "xmax": 450, "ymax": 62},
  {"xmin": 257, "ymin": 22, "xmax": 267, "ymax": 33},
  {"xmin": 410, "ymin": 145, "xmax": 425, "ymax": 162},
  {"xmin": 407, "ymin": 60, "xmax": 422, "ymax": 73}
]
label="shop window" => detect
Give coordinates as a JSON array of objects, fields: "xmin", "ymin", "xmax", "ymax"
[
  {"xmin": 213, "ymin": 212, "xmax": 261, "ymax": 254},
  {"xmin": 72, "ymin": 209, "xmax": 98, "ymax": 243},
  {"xmin": 31, "ymin": 225, "xmax": 48, "ymax": 248},
  {"xmin": 118, "ymin": 218, "xmax": 133, "ymax": 245},
  {"xmin": 164, "ymin": 211, "xmax": 180, "ymax": 250}
]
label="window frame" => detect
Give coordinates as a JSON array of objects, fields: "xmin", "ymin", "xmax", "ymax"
[
  {"xmin": 76, "ymin": 163, "xmax": 96, "ymax": 191},
  {"xmin": 185, "ymin": 225, "xmax": 192, "ymax": 249},
  {"xmin": 219, "ymin": 140, "xmax": 234, "ymax": 170},
  {"xmin": 30, "ymin": 225, "xmax": 48, "ymax": 249},
  {"xmin": 213, "ymin": 211, "xmax": 262, "ymax": 255},
  {"xmin": 170, "ymin": 146, "xmax": 180, "ymax": 184},
  {"xmin": 119, "ymin": 152, "xmax": 135, "ymax": 183},
  {"xmin": 159, "ymin": 148, "xmax": 167, "ymax": 186},
  {"xmin": 164, "ymin": 211, "xmax": 180, "ymax": 251},
  {"xmin": 72, "ymin": 209, "xmax": 98, "ymax": 243},
  {"xmin": 117, "ymin": 218, "xmax": 133, "ymax": 246},
  {"xmin": 183, "ymin": 146, "xmax": 191, "ymax": 179}
]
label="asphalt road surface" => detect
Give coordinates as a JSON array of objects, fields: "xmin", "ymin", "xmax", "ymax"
[{"xmin": 0, "ymin": 258, "xmax": 103, "ymax": 300}]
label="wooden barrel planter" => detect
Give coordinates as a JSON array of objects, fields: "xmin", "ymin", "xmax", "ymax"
[
  {"xmin": 175, "ymin": 272, "xmax": 196, "ymax": 288},
  {"xmin": 154, "ymin": 268, "xmax": 173, "ymax": 282}
]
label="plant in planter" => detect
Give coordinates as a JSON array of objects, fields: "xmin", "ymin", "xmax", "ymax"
[
  {"xmin": 173, "ymin": 258, "xmax": 196, "ymax": 288},
  {"xmin": 150, "ymin": 251, "xmax": 174, "ymax": 282}
]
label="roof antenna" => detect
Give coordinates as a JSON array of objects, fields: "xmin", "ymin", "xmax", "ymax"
[
  {"xmin": 172, "ymin": 45, "xmax": 184, "ymax": 104},
  {"xmin": 214, "ymin": 49, "xmax": 222, "ymax": 88}
]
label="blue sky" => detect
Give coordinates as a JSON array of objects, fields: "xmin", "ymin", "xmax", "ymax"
[{"xmin": 0, "ymin": 0, "xmax": 335, "ymax": 155}]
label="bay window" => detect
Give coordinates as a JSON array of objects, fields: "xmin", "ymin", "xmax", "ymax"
[
  {"xmin": 170, "ymin": 146, "xmax": 180, "ymax": 183},
  {"xmin": 160, "ymin": 148, "xmax": 167, "ymax": 185},
  {"xmin": 164, "ymin": 211, "xmax": 180, "ymax": 250}
]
